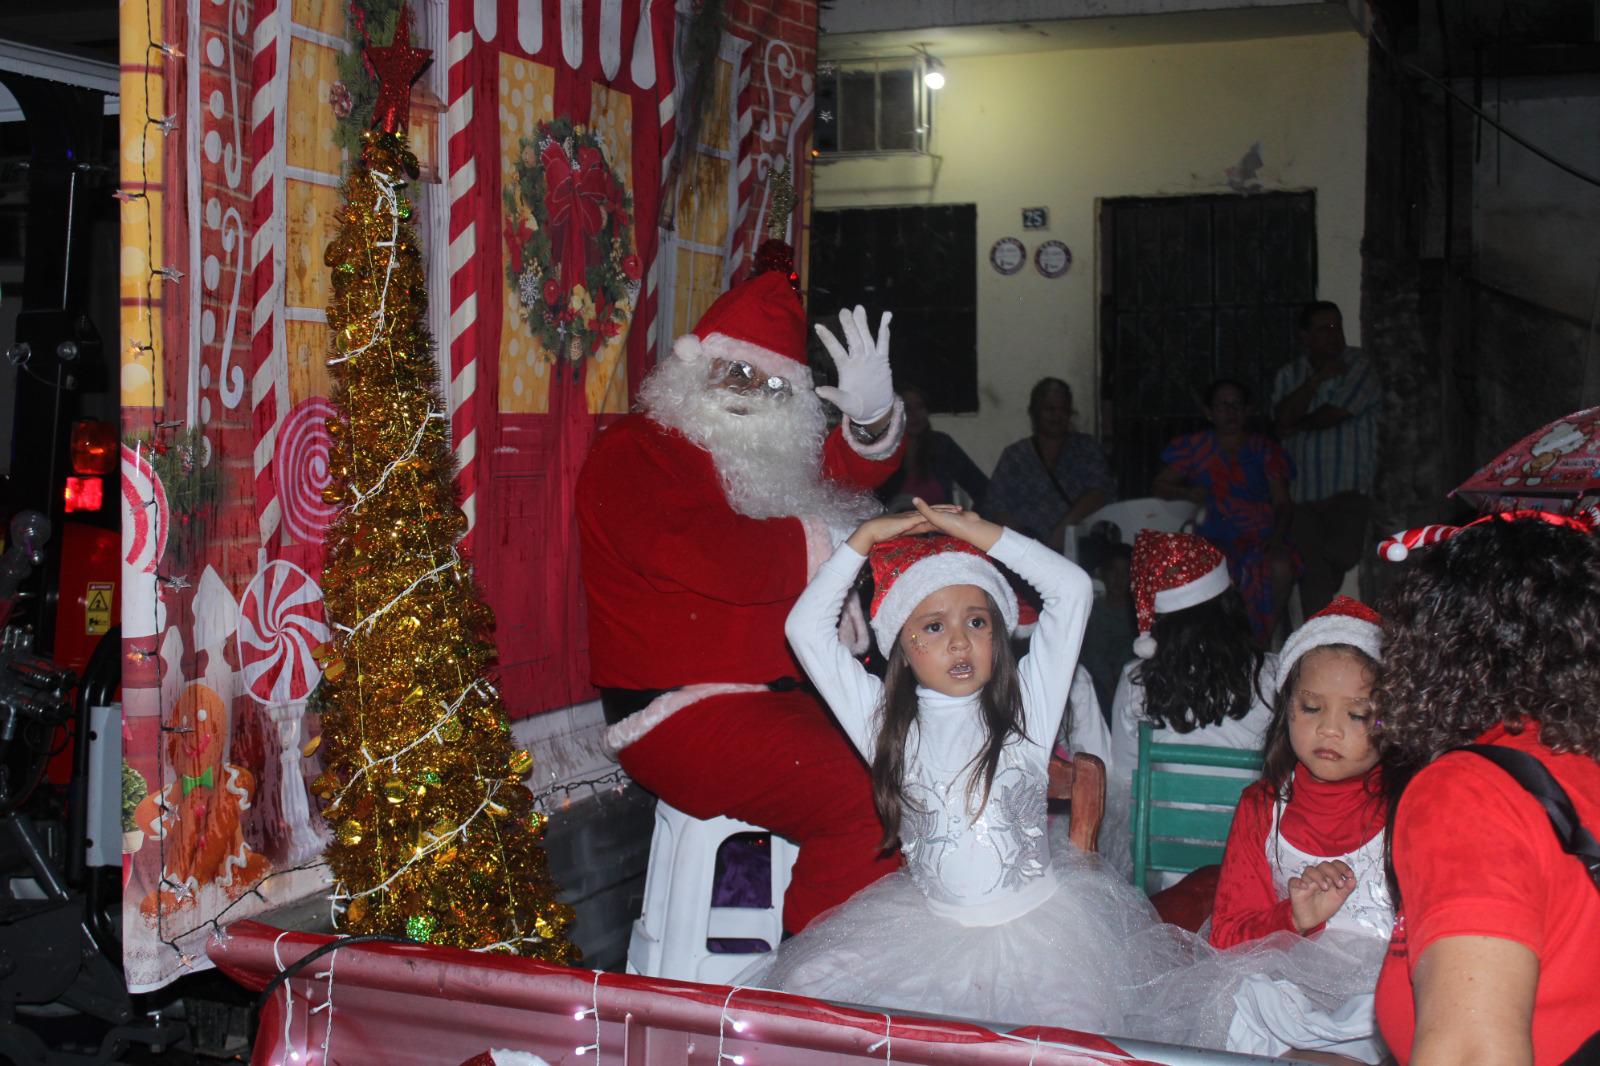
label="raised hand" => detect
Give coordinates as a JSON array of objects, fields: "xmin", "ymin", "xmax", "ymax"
[
  {"xmin": 913, "ymin": 497, "xmax": 1003, "ymax": 553},
  {"xmin": 845, "ymin": 507, "xmax": 954, "ymax": 555},
  {"xmin": 1288, "ymin": 859, "xmax": 1358, "ymax": 934},
  {"xmin": 813, "ymin": 306, "xmax": 895, "ymax": 425}
]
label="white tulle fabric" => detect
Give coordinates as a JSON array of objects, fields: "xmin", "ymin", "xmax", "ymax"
[
  {"xmin": 1123, "ymin": 926, "xmax": 1389, "ymax": 1063},
  {"xmin": 742, "ymin": 832, "xmax": 1187, "ymax": 1032},
  {"xmin": 1121, "ymin": 806, "xmax": 1393, "ymax": 1063}
]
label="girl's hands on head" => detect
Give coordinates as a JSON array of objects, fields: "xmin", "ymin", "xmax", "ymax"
[
  {"xmin": 1287, "ymin": 859, "xmax": 1358, "ymax": 934},
  {"xmin": 912, "ymin": 497, "xmax": 1003, "ymax": 553},
  {"xmin": 845, "ymin": 508, "xmax": 952, "ymax": 555}
]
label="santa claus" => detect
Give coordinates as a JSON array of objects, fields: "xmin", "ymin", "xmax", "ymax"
[{"xmin": 576, "ymin": 268, "xmax": 905, "ymax": 932}]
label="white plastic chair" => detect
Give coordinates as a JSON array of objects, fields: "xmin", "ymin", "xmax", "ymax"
[
  {"xmin": 1065, "ymin": 497, "xmax": 1199, "ymax": 561},
  {"xmin": 626, "ymin": 801, "xmax": 798, "ymax": 985}
]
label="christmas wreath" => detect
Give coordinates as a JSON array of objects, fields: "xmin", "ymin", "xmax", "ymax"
[{"xmin": 503, "ymin": 118, "xmax": 640, "ymax": 369}]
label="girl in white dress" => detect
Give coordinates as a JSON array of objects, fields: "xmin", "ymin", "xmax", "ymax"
[{"xmin": 741, "ymin": 500, "xmax": 1180, "ymax": 1031}]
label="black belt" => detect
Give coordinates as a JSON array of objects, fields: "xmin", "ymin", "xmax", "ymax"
[{"xmin": 599, "ymin": 677, "xmax": 811, "ymax": 727}]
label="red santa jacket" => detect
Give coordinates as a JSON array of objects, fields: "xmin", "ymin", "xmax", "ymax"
[{"xmin": 577, "ymin": 412, "xmax": 902, "ymax": 691}]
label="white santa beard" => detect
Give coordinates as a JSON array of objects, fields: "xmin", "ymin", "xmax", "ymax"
[{"xmin": 638, "ymin": 355, "xmax": 882, "ymax": 525}]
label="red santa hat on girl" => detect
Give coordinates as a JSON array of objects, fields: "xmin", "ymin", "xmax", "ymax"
[
  {"xmin": 868, "ymin": 535, "xmax": 1019, "ymax": 653},
  {"xmin": 671, "ymin": 270, "xmax": 810, "ymax": 383},
  {"xmin": 1130, "ymin": 530, "xmax": 1231, "ymax": 659},
  {"xmin": 1276, "ymin": 595, "xmax": 1384, "ymax": 688}
]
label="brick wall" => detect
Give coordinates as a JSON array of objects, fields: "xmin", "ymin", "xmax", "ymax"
[{"xmin": 725, "ymin": 0, "xmax": 819, "ymax": 279}]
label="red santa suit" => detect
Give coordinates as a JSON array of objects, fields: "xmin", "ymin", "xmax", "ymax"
[{"xmin": 577, "ymin": 270, "xmax": 905, "ymax": 932}]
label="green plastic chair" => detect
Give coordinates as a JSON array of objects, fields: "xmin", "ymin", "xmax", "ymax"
[{"xmin": 1130, "ymin": 721, "xmax": 1264, "ymax": 892}]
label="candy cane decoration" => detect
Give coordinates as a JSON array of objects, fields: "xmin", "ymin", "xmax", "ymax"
[
  {"xmin": 249, "ymin": 0, "xmax": 290, "ymax": 548},
  {"xmin": 121, "ymin": 444, "xmax": 170, "ymax": 575},
  {"xmin": 445, "ymin": 5, "xmax": 482, "ymax": 544},
  {"xmin": 1379, "ymin": 508, "xmax": 1598, "ymax": 562},
  {"xmin": 1376, "ymin": 524, "xmax": 1456, "ymax": 562},
  {"xmin": 273, "ymin": 396, "xmax": 338, "ymax": 546},
  {"xmin": 237, "ymin": 557, "xmax": 330, "ymax": 704}
]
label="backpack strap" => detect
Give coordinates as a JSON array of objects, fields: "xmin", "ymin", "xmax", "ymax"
[{"xmin": 1459, "ymin": 745, "xmax": 1600, "ymax": 893}]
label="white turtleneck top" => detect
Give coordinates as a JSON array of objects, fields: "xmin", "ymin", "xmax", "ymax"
[{"xmin": 785, "ymin": 530, "xmax": 1093, "ymax": 925}]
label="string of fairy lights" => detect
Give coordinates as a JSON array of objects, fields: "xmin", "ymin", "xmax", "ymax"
[
  {"xmin": 172, "ymin": 764, "xmax": 636, "ymax": 959},
  {"xmin": 119, "ymin": 0, "xmax": 199, "ymax": 961}
]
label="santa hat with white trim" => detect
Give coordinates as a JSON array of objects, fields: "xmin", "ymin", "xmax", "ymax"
[
  {"xmin": 1276, "ymin": 595, "xmax": 1384, "ymax": 689},
  {"xmin": 1130, "ymin": 530, "xmax": 1232, "ymax": 658},
  {"xmin": 670, "ymin": 270, "xmax": 810, "ymax": 384},
  {"xmin": 868, "ymin": 535, "xmax": 1020, "ymax": 654}
]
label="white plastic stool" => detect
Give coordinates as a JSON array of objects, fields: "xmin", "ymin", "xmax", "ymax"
[{"xmin": 626, "ymin": 801, "xmax": 798, "ymax": 985}]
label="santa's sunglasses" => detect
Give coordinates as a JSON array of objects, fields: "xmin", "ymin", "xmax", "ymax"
[{"xmin": 708, "ymin": 358, "xmax": 794, "ymax": 403}]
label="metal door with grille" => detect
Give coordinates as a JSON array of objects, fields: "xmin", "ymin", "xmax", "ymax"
[{"xmin": 1100, "ymin": 192, "xmax": 1317, "ymax": 495}]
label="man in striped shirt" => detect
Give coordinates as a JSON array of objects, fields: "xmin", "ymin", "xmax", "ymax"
[{"xmin": 1271, "ymin": 301, "xmax": 1381, "ymax": 616}]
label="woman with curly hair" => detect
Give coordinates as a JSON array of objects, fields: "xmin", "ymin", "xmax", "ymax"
[
  {"xmin": 1102, "ymin": 531, "xmax": 1276, "ymax": 884},
  {"xmin": 1372, "ymin": 513, "xmax": 1600, "ymax": 1066}
]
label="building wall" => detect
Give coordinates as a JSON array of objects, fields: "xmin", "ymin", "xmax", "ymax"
[
  {"xmin": 1471, "ymin": 81, "xmax": 1600, "ymax": 332},
  {"xmin": 814, "ymin": 28, "xmax": 1368, "ymax": 476}
]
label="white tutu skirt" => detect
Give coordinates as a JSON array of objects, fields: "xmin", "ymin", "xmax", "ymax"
[
  {"xmin": 736, "ymin": 844, "xmax": 1188, "ymax": 1034},
  {"xmin": 1121, "ymin": 925, "xmax": 1390, "ymax": 1064}
]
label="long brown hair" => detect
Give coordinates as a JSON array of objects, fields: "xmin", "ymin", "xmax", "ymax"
[
  {"xmin": 869, "ymin": 592, "xmax": 1026, "ymax": 851},
  {"xmin": 1133, "ymin": 588, "xmax": 1266, "ymax": 733}
]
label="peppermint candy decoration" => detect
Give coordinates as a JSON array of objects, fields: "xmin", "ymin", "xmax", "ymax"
[
  {"xmin": 237, "ymin": 559, "xmax": 331, "ymax": 704},
  {"xmin": 121, "ymin": 444, "xmax": 169, "ymax": 575},
  {"xmin": 275, "ymin": 396, "xmax": 338, "ymax": 545}
]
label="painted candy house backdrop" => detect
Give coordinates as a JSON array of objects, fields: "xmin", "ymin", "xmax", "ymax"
[{"xmin": 119, "ymin": 0, "xmax": 818, "ymax": 992}]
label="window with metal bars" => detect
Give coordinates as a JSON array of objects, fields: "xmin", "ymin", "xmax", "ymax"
[{"xmin": 814, "ymin": 58, "xmax": 929, "ymax": 156}]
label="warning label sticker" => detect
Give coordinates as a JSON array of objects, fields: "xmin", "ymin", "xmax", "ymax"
[{"xmin": 86, "ymin": 582, "xmax": 113, "ymax": 635}]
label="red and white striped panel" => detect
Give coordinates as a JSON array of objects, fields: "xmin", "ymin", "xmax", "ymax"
[{"xmin": 248, "ymin": 0, "xmax": 289, "ymax": 549}]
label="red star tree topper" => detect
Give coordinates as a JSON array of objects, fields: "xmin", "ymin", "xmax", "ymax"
[{"xmin": 365, "ymin": 12, "xmax": 431, "ymax": 134}]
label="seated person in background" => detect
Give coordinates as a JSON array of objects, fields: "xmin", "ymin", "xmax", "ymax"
[
  {"xmin": 1272, "ymin": 301, "xmax": 1381, "ymax": 617},
  {"xmin": 1102, "ymin": 531, "xmax": 1276, "ymax": 883},
  {"xmin": 1075, "ymin": 534, "xmax": 1135, "ymax": 723},
  {"xmin": 986, "ymin": 377, "xmax": 1116, "ymax": 552},
  {"xmin": 1153, "ymin": 378, "xmax": 1298, "ymax": 646},
  {"xmin": 876, "ymin": 386, "xmax": 989, "ymax": 511}
]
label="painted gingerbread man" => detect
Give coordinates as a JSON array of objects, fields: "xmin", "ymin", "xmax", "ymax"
[{"xmin": 136, "ymin": 683, "xmax": 270, "ymax": 919}]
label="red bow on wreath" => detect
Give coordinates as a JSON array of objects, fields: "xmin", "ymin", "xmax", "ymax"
[
  {"xmin": 542, "ymin": 142, "xmax": 610, "ymax": 292},
  {"xmin": 504, "ymin": 218, "xmax": 535, "ymax": 276}
]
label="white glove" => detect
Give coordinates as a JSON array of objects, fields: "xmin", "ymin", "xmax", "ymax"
[{"xmin": 814, "ymin": 306, "xmax": 894, "ymax": 425}]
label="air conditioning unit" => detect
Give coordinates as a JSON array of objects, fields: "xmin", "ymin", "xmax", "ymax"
[{"xmin": 814, "ymin": 56, "xmax": 931, "ymax": 157}]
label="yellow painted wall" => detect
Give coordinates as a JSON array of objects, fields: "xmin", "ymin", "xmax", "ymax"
[{"xmin": 814, "ymin": 29, "xmax": 1368, "ymax": 475}]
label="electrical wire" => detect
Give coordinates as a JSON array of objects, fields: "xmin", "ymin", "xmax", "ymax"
[
  {"xmin": 1347, "ymin": 4, "xmax": 1600, "ymax": 191},
  {"xmin": 1399, "ymin": 59, "xmax": 1600, "ymax": 190}
]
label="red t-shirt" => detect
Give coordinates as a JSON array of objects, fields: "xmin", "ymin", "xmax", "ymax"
[{"xmin": 1375, "ymin": 722, "xmax": 1600, "ymax": 1065}]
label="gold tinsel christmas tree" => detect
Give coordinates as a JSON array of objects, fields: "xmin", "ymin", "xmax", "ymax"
[{"xmin": 311, "ymin": 19, "xmax": 576, "ymax": 963}]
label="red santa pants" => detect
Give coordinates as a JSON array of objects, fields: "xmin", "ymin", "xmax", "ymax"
[{"xmin": 616, "ymin": 687, "xmax": 897, "ymax": 933}]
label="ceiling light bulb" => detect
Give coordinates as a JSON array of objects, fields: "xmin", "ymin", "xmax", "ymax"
[{"xmin": 923, "ymin": 68, "xmax": 945, "ymax": 91}]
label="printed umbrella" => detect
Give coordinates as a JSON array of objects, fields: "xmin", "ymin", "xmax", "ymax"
[{"xmin": 1452, "ymin": 405, "xmax": 1600, "ymax": 513}]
